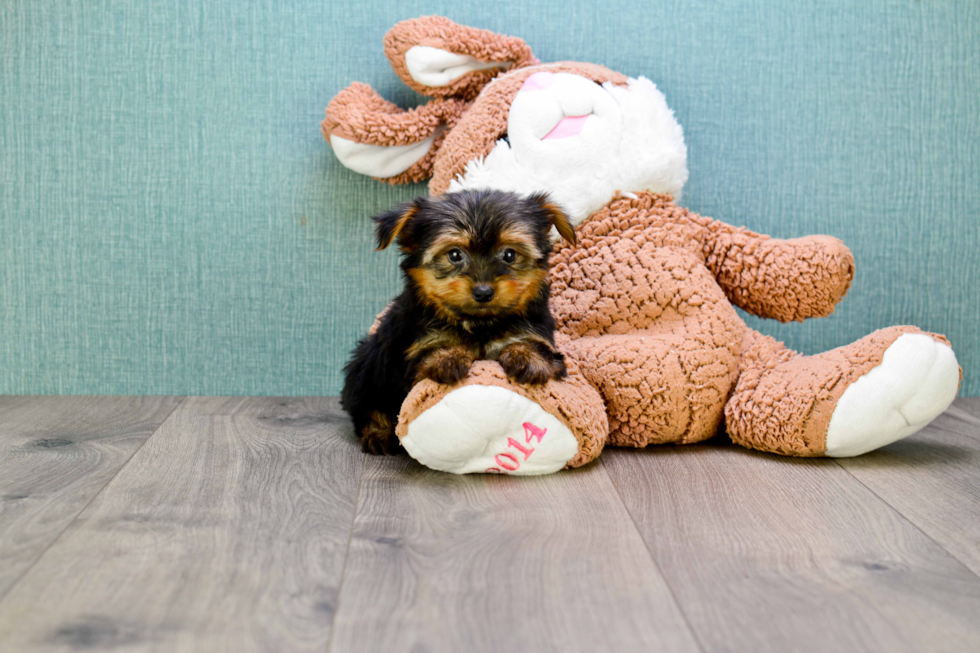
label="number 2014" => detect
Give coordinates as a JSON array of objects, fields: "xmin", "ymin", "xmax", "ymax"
[{"xmin": 486, "ymin": 422, "xmax": 547, "ymax": 474}]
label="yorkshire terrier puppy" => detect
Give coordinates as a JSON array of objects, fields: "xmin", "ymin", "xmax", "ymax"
[{"xmin": 341, "ymin": 189, "xmax": 577, "ymax": 455}]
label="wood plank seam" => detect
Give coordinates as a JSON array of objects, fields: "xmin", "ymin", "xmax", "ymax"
[
  {"xmin": 596, "ymin": 458, "xmax": 709, "ymax": 653},
  {"xmin": 832, "ymin": 457, "xmax": 980, "ymax": 584},
  {"xmin": 600, "ymin": 439, "xmax": 980, "ymax": 651},
  {"xmin": 325, "ymin": 449, "xmax": 368, "ymax": 653},
  {"xmin": 0, "ymin": 396, "xmax": 186, "ymax": 606}
]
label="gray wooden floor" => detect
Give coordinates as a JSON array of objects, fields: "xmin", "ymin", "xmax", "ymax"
[{"xmin": 0, "ymin": 397, "xmax": 979, "ymax": 652}]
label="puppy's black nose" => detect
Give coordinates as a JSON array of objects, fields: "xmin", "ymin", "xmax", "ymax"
[{"xmin": 472, "ymin": 284, "xmax": 495, "ymax": 303}]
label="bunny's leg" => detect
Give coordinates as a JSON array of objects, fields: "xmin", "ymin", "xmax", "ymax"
[
  {"xmin": 395, "ymin": 359, "xmax": 608, "ymax": 475},
  {"xmin": 560, "ymin": 326, "xmax": 742, "ymax": 447},
  {"xmin": 725, "ymin": 327, "xmax": 960, "ymax": 457}
]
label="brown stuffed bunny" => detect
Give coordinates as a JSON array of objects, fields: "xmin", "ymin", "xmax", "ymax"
[{"xmin": 323, "ymin": 16, "xmax": 961, "ymax": 475}]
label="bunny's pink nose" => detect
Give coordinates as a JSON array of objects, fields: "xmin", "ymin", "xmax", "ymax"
[{"xmin": 520, "ymin": 71, "xmax": 555, "ymax": 92}]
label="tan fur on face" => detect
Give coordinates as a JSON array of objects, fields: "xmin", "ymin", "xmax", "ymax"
[
  {"xmin": 494, "ymin": 267, "xmax": 547, "ymax": 314},
  {"xmin": 410, "ymin": 265, "xmax": 547, "ymax": 320},
  {"xmin": 410, "ymin": 219, "xmax": 548, "ymax": 320},
  {"xmin": 421, "ymin": 231, "xmax": 471, "ymax": 265},
  {"xmin": 408, "ymin": 267, "xmax": 475, "ymax": 321},
  {"xmin": 498, "ymin": 224, "xmax": 542, "ymax": 260}
]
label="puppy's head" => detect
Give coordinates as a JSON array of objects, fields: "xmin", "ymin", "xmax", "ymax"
[{"xmin": 375, "ymin": 189, "xmax": 575, "ymax": 321}]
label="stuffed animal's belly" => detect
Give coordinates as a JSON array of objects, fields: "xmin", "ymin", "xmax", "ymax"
[
  {"xmin": 553, "ymin": 246, "xmax": 746, "ymax": 446},
  {"xmin": 551, "ymin": 245, "xmax": 738, "ymax": 338}
]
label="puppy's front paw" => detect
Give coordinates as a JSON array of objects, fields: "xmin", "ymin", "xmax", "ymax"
[
  {"xmin": 499, "ymin": 343, "xmax": 560, "ymax": 385},
  {"xmin": 416, "ymin": 347, "xmax": 475, "ymax": 386},
  {"xmin": 361, "ymin": 411, "xmax": 402, "ymax": 455}
]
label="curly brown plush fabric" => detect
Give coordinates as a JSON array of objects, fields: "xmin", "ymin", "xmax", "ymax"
[
  {"xmin": 383, "ymin": 15, "xmax": 537, "ymax": 100},
  {"xmin": 695, "ymin": 218, "xmax": 855, "ymax": 322},
  {"xmin": 329, "ymin": 16, "xmax": 960, "ymax": 468},
  {"xmin": 726, "ymin": 326, "xmax": 954, "ymax": 456},
  {"xmin": 322, "ymin": 84, "xmax": 470, "ymax": 184},
  {"xmin": 396, "ymin": 358, "xmax": 609, "ymax": 468},
  {"xmin": 323, "ymin": 83, "xmax": 460, "ymax": 146},
  {"xmin": 389, "ymin": 192, "xmax": 956, "ymax": 461},
  {"xmin": 547, "ymin": 196, "xmax": 854, "ymax": 328},
  {"xmin": 548, "ymin": 194, "xmax": 742, "ymax": 445}
]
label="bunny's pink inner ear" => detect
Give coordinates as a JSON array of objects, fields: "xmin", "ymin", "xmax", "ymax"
[
  {"xmin": 322, "ymin": 82, "xmax": 468, "ymax": 184},
  {"xmin": 384, "ymin": 16, "xmax": 536, "ymax": 100}
]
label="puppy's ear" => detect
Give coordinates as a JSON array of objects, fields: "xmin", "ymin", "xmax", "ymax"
[
  {"xmin": 529, "ymin": 193, "xmax": 576, "ymax": 246},
  {"xmin": 374, "ymin": 198, "xmax": 424, "ymax": 251}
]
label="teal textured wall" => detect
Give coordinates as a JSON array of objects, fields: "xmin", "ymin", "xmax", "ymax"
[{"xmin": 1, "ymin": 0, "xmax": 978, "ymax": 395}]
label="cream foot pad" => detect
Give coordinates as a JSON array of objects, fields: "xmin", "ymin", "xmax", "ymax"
[
  {"xmin": 826, "ymin": 334, "xmax": 960, "ymax": 457},
  {"xmin": 402, "ymin": 385, "xmax": 580, "ymax": 475}
]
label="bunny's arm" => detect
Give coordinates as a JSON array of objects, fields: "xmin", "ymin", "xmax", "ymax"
[{"xmin": 691, "ymin": 215, "xmax": 855, "ymax": 323}]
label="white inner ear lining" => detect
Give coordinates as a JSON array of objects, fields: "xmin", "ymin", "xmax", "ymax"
[
  {"xmin": 405, "ymin": 45, "xmax": 512, "ymax": 87},
  {"xmin": 330, "ymin": 125, "xmax": 443, "ymax": 178}
]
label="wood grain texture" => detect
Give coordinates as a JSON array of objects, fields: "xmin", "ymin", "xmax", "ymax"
[
  {"xmin": 3, "ymin": 396, "xmax": 979, "ymax": 652},
  {"xmin": 0, "ymin": 396, "xmax": 181, "ymax": 598},
  {"xmin": 602, "ymin": 440, "xmax": 980, "ymax": 653},
  {"xmin": 836, "ymin": 397, "xmax": 980, "ymax": 576},
  {"xmin": 0, "ymin": 397, "xmax": 363, "ymax": 653},
  {"xmin": 329, "ymin": 455, "xmax": 700, "ymax": 653}
]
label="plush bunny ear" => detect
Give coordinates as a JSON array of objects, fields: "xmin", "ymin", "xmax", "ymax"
[
  {"xmin": 384, "ymin": 16, "xmax": 537, "ymax": 100},
  {"xmin": 323, "ymin": 82, "xmax": 468, "ymax": 184}
]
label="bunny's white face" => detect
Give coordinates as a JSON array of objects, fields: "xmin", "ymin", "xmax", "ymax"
[
  {"xmin": 508, "ymin": 72, "xmax": 624, "ymax": 165},
  {"xmin": 449, "ymin": 71, "xmax": 689, "ymax": 225}
]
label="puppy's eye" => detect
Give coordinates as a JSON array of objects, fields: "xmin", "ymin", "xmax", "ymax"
[
  {"xmin": 447, "ymin": 249, "xmax": 464, "ymax": 264},
  {"xmin": 501, "ymin": 248, "xmax": 517, "ymax": 264}
]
